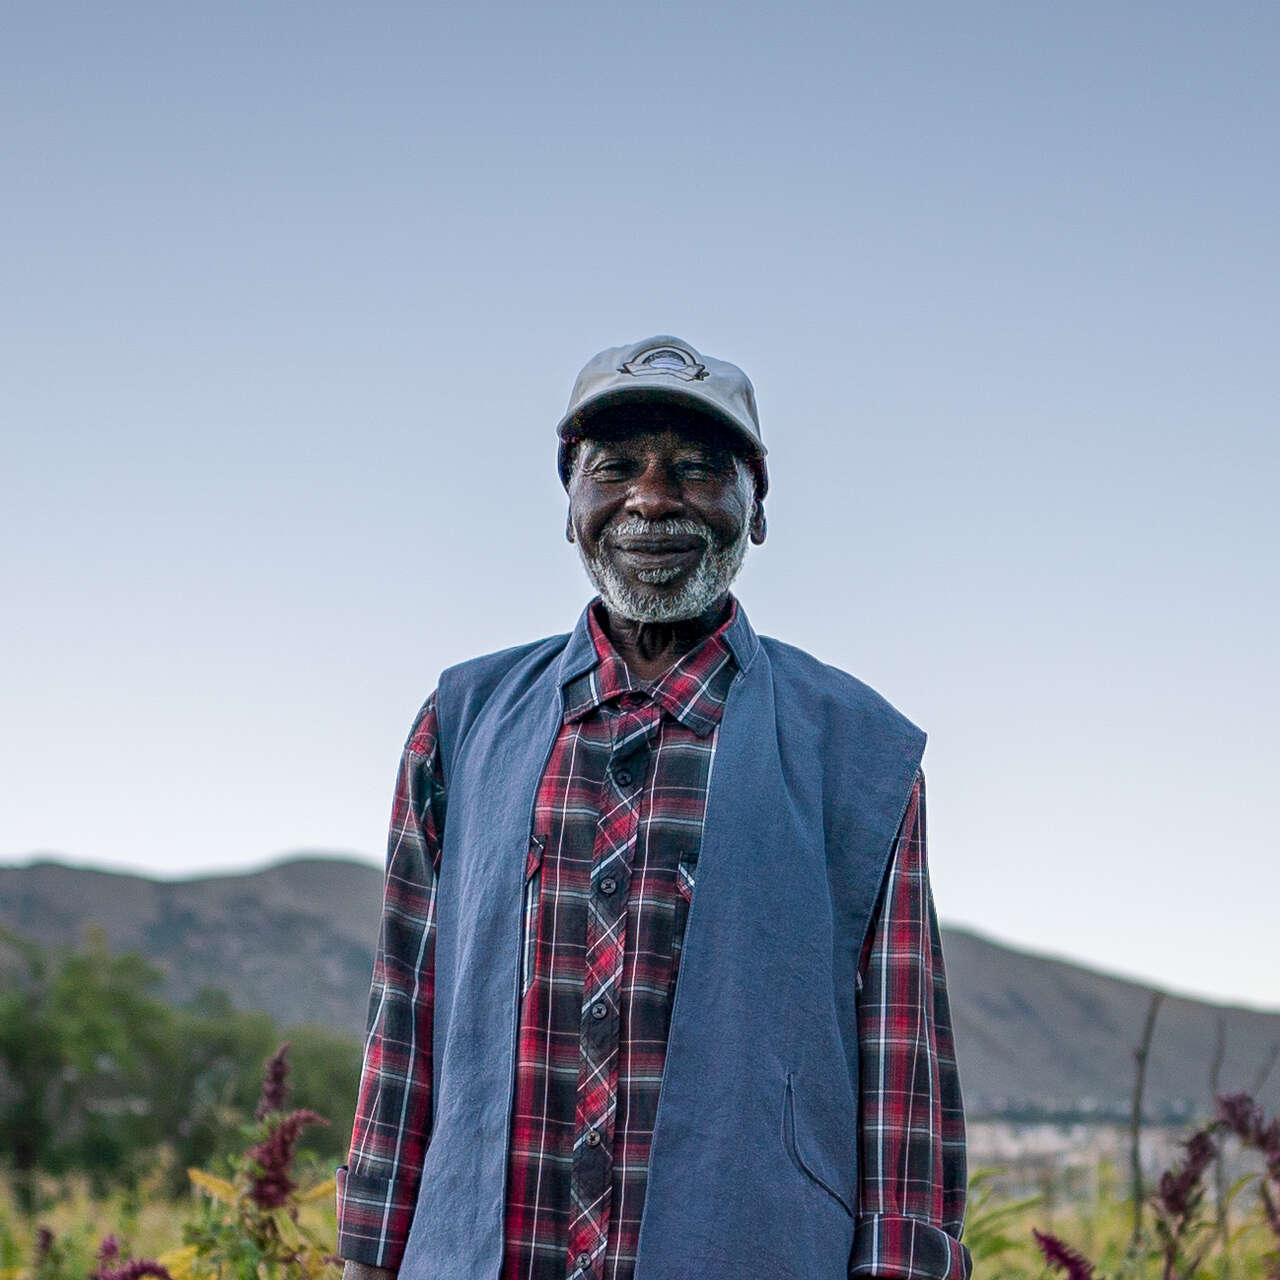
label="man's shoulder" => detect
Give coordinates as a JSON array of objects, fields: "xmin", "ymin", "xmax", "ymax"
[
  {"xmin": 437, "ymin": 631, "xmax": 570, "ymax": 706},
  {"xmin": 441, "ymin": 632, "xmax": 569, "ymax": 683},
  {"xmin": 757, "ymin": 634, "xmax": 925, "ymax": 743},
  {"xmin": 430, "ymin": 631, "xmax": 572, "ymax": 770}
]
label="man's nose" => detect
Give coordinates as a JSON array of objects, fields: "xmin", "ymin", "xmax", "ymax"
[{"xmin": 624, "ymin": 459, "xmax": 684, "ymax": 520}]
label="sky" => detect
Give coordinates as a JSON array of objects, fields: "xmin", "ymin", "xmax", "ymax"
[{"xmin": 2, "ymin": 3, "xmax": 1277, "ymax": 1009}]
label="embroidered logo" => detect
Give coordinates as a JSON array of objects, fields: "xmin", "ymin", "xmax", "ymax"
[{"xmin": 618, "ymin": 344, "xmax": 709, "ymax": 381}]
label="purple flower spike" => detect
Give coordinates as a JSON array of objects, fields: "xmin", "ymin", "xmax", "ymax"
[
  {"xmin": 1156, "ymin": 1126, "xmax": 1217, "ymax": 1221},
  {"xmin": 255, "ymin": 1041, "xmax": 293, "ymax": 1120},
  {"xmin": 1032, "ymin": 1228, "xmax": 1098, "ymax": 1280},
  {"xmin": 104, "ymin": 1261, "xmax": 174, "ymax": 1280},
  {"xmin": 247, "ymin": 1107, "xmax": 329, "ymax": 1208},
  {"xmin": 1216, "ymin": 1091, "xmax": 1265, "ymax": 1144}
]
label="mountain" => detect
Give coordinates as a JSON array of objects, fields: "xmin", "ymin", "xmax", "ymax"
[
  {"xmin": 940, "ymin": 928, "xmax": 1278, "ymax": 1118},
  {"xmin": 0, "ymin": 856, "xmax": 379, "ymax": 1037},
  {"xmin": 2, "ymin": 855, "xmax": 1276, "ymax": 1120}
]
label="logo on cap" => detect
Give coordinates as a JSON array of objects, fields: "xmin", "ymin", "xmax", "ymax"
[{"xmin": 618, "ymin": 344, "xmax": 709, "ymax": 382}]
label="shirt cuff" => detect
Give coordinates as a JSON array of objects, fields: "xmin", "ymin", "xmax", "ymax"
[
  {"xmin": 334, "ymin": 1163, "xmax": 416, "ymax": 1268},
  {"xmin": 849, "ymin": 1213, "xmax": 972, "ymax": 1279}
]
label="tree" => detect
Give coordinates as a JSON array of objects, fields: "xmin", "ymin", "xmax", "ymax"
[{"xmin": 0, "ymin": 926, "xmax": 175, "ymax": 1210}]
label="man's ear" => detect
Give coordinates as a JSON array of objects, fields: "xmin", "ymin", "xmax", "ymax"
[
  {"xmin": 565, "ymin": 507, "xmax": 576, "ymax": 544},
  {"xmin": 750, "ymin": 498, "xmax": 767, "ymax": 546}
]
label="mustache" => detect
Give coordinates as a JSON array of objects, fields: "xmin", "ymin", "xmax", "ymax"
[{"xmin": 603, "ymin": 516, "xmax": 711, "ymax": 546}]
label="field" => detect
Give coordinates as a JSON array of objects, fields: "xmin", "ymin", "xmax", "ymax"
[
  {"xmin": 3, "ymin": 936, "xmax": 1277, "ymax": 1279},
  {"xmin": 4, "ymin": 1151, "xmax": 1279, "ymax": 1280},
  {"xmin": 0, "ymin": 1168, "xmax": 339, "ymax": 1278}
]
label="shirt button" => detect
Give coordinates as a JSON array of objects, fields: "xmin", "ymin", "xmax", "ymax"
[
  {"xmin": 591, "ymin": 1001, "xmax": 608, "ymax": 1020},
  {"xmin": 586, "ymin": 1127, "xmax": 602, "ymax": 1146},
  {"xmin": 575, "ymin": 1253, "xmax": 591, "ymax": 1272},
  {"xmin": 600, "ymin": 876, "xmax": 617, "ymax": 895},
  {"xmin": 615, "ymin": 768, "xmax": 632, "ymax": 786}
]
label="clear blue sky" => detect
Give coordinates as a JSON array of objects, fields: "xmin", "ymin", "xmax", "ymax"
[{"xmin": 3, "ymin": 3, "xmax": 1277, "ymax": 1007}]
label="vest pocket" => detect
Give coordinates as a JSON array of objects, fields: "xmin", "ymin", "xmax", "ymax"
[
  {"xmin": 781, "ymin": 1071, "xmax": 855, "ymax": 1217},
  {"xmin": 520, "ymin": 835, "xmax": 545, "ymax": 999}
]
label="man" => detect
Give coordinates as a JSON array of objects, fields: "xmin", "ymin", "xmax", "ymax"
[{"xmin": 336, "ymin": 336, "xmax": 970, "ymax": 1280}]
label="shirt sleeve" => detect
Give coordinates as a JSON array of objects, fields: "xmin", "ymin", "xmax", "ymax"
[
  {"xmin": 336, "ymin": 693, "xmax": 446, "ymax": 1267},
  {"xmin": 850, "ymin": 768, "xmax": 971, "ymax": 1279}
]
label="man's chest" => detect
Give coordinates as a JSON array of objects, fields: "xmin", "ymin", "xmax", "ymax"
[{"xmin": 524, "ymin": 705, "xmax": 714, "ymax": 993}]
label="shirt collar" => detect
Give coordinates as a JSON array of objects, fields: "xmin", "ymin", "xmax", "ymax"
[
  {"xmin": 557, "ymin": 591, "xmax": 760, "ymax": 689},
  {"xmin": 560, "ymin": 596, "xmax": 742, "ymax": 737}
]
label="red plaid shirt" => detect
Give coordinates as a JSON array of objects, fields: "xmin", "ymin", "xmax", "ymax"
[{"xmin": 337, "ymin": 598, "xmax": 968, "ymax": 1279}]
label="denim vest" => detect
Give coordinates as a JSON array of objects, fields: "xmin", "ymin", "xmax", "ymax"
[{"xmin": 398, "ymin": 602, "xmax": 925, "ymax": 1280}]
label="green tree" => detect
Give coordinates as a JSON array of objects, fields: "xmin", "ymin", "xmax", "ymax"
[
  {"xmin": 0, "ymin": 931, "xmax": 363, "ymax": 1207},
  {"xmin": 0, "ymin": 926, "xmax": 175, "ymax": 1210},
  {"xmin": 159, "ymin": 988, "xmax": 278, "ymax": 1197},
  {"xmin": 274, "ymin": 1025, "xmax": 360, "ymax": 1165}
]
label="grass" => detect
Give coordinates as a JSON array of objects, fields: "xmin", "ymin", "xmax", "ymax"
[{"xmin": 3, "ymin": 1166, "xmax": 1277, "ymax": 1280}]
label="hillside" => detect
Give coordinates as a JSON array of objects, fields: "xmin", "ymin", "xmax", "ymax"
[{"xmin": 2, "ymin": 855, "xmax": 1275, "ymax": 1120}]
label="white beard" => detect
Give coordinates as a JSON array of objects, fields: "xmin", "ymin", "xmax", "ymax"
[{"xmin": 576, "ymin": 515, "xmax": 751, "ymax": 623}]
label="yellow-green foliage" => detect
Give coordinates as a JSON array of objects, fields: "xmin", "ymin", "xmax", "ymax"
[
  {"xmin": 5, "ymin": 1174, "xmax": 1280, "ymax": 1279},
  {"xmin": 5, "ymin": 1168, "xmax": 1280, "ymax": 1280},
  {"xmin": 167, "ymin": 1163, "xmax": 339, "ymax": 1280},
  {"xmin": 0, "ymin": 1044, "xmax": 344, "ymax": 1280},
  {"xmin": 0, "ymin": 1174, "xmax": 340, "ymax": 1280},
  {"xmin": 954, "ymin": 1172, "xmax": 1278, "ymax": 1278}
]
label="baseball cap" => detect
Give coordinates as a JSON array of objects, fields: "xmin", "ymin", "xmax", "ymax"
[{"xmin": 556, "ymin": 335, "xmax": 769, "ymax": 497}]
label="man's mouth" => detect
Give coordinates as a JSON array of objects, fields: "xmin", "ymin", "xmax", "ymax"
[
  {"xmin": 609, "ymin": 536, "xmax": 706, "ymax": 571},
  {"xmin": 612, "ymin": 536, "xmax": 704, "ymax": 555}
]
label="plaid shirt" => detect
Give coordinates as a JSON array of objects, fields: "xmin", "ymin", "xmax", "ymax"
[{"xmin": 337, "ymin": 598, "xmax": 968, "ymax": 1279}]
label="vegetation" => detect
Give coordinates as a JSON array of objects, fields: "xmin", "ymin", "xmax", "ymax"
[
  {"xmin": 0, "ymin": 1041, "xmax": 341, "ymax": 1280},
  {"xmin": 1025, "ymin": 1091, "xmax": 1280, "ymax": 1280},
  {"xmin": 172, "ymin": 1042, "xmax": 339, "ymax": 1280},
  {"xmin": 0, "ymin": 929, "xmax": 359, "ymax": 1210},
  {"xmin": 3, "ymin": 932, "xmax": 1280, "ymax": 1278}
]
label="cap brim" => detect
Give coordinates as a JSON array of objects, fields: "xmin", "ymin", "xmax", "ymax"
[
  {"xmin": 556, "ymin": 386, "xmax": 768, "ymax": 498},
  {"xmin": 555, "ymin": 384, "xmax": 766, "ymax": 460}
]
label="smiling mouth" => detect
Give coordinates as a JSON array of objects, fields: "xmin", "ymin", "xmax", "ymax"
[
  {"xmin": 606, "ymin": 539, "xmax": 706, "ymax": 586},
  {"xmin": 610, "ymin": 537, "xmax": 706, "ymax": 556},
  {"xmin": 610, "ymin": 540, "xmax": 705, "ymax": 575}
]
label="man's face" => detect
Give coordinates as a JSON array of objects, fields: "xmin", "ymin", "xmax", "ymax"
[{"xmin": 566, "ymin": 413, "xmax": 766, "ymax": 623}]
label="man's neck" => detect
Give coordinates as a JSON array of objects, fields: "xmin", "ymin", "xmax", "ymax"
[{"xmin": 598, "ymin": 595, "xmax": 731, "ymax": 683}]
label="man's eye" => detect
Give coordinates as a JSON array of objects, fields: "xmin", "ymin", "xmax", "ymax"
[{"xmin": 591, "ymin": 460, "xmax": 631, "ymax": 478}]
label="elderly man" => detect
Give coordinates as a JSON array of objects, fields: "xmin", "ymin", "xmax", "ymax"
[{"xmin": 335, "ymin": 336, "xmax": 970, "ymax": 1280}]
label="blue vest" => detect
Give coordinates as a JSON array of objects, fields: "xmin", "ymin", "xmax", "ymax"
[{"xmin": 398, "ymin": 601, "xmax": 926, "ymax": 1280}]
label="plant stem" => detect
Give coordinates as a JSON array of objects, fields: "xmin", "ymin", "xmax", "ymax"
[{"xmin": 1131, "ymin": 990, "xmax": 1164, "ymax": 1250}]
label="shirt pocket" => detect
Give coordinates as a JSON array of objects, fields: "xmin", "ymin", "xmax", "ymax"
[
  {"xmin": 668, "ymin": 853, "xmax": 698, "ymax": 1000},
  {"xmin": 520, "ymin": 835, "xmax": 545, "ymax": 1000}
]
